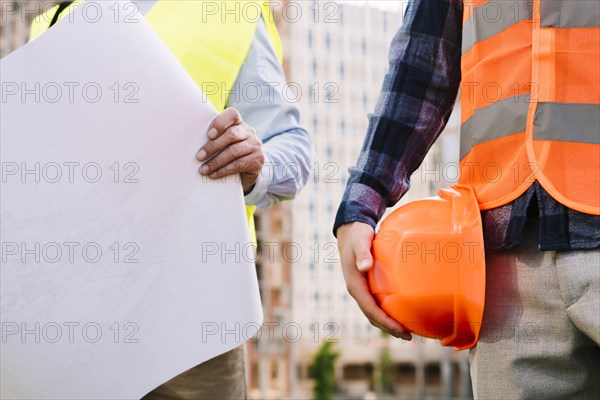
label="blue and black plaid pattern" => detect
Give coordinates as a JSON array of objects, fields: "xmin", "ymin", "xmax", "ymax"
[{"xmin": 333, "ymin": 0, "xmax": 600, "ymax": 252}]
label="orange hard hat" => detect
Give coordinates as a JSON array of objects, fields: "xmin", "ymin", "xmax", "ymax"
[{"xmin": 368, "ymin": 184, "xmax": 485, "ymax": 350}]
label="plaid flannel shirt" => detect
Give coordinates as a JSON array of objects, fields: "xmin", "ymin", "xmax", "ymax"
[{"xmin": 333, "ymin": 0, "xmax": 600, "ymax": 252}]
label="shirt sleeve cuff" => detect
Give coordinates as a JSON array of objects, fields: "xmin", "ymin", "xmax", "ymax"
[
  {"xmin": 333, "ymin": 205, "xmax": 378, "ymax": 238},
  {"xmin": 244, "ymin": 157, "xmax": 272, "ymax": 207}
]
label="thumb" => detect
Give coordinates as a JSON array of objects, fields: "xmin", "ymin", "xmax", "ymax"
[{"xmin": 355, "ymin": 241, "xmax": 374, "ymax": 273}]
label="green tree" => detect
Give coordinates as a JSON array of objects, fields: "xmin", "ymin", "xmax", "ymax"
[
  {"xmin": 378, "ymin": 345, "xmax": 394, "ymax": 394},
  {"xmin": 308, "ymin": 341, "xmax": 339, "ymax": 400}
]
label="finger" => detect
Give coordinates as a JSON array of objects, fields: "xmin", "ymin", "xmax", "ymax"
[
  {"xmin": 207, "ymin": 108, "xmax": 243, "ymax": 140},
  {"xmin": 338, "ymin": 223, "xmax": 411, "ymax": 340},
  {"xmin": 343, "ymin": 222, "xmax": 374, "ymax": 272},
  {"xmin": 197, "ymin": 124, "xmax": 251, "ymax": 161},
  {"xmin": 353, "ymin": 233, "xmax": 374, "ymax": 272},
  {"xmin": 199, "ymin": 140, "xmax": 256, "ymax": 176},
  {"xmin": 201, "ymin": 154, "xmax": 263, "ymax": 180},
  {"xmin": 348, "ymin": 276, "xmax": 412, "ymax": 340}
]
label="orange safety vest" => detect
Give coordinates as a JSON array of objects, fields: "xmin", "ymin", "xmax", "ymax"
[{"xmin": 458, "ymin": 0, "xmax": 600, "ymax": 215}]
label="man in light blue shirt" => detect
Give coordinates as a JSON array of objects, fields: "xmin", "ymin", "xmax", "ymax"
[
  {"xmin": 197, "ymin": 16, "xmax": 313, "ymax": 209},
  {"xmin": 127, "ymin": 0, "xmax": 312, "ymax": 211}
]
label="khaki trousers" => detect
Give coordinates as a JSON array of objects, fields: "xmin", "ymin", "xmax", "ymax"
[
  {"xmin": 142, "ymin": 346, "xmax": 246, "ymax": 400},
  {"xmin": 470, "ymin": 220, "xmax": 600, "ymax": 399}
]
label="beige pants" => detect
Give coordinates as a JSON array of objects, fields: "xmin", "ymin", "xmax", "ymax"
[
  {"xmin": 142, "ymin": 346, "xmax": 246, "ymax": 400},
  {"xmin": 470, "ymin": 220, "xmax": 600, "ymax": 399}
]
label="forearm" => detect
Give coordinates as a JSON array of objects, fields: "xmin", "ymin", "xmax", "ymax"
[{"xmin": 333, "ymin": 0, "xmax": 462, "ymax": 234}]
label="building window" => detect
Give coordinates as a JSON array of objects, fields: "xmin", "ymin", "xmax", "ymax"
[
  {"xmin": 325, "ymin": 32, "xmax": 331, "ymax": 51},
  {"xmin": 340, "ymin": 117, "xmax": 345, "ymax": 136},
  {"xmin": 312, "ymin": 58, "xmax": 318, "ymax": 77},
  {"xmin": 326, "ymin": 199, "xmax": 333, "ymax": 215},
  {"xmin": 425, "ymin": 363, "xmax": 442, "ymax": 385},
  {"xmin": 396, "ymin": 364, "xmax": 416, "ymax": 384},
  {"xmin": 339, "ymin": 62, "xmax": 345, "ymax": 80},
  {"xmin": 361, "ymin": 37, "xmax": 367, "ymax": 56},
  {"xmin": 308, "ymin": 29, "xmax": 313, "ymax": 48},
  {"xmin": 383, "ymin": 12, "xmax": 388, "ymax": 33},
  {"xmin": 325, "ymin": 85, "xmax": 336, "ymax": 106}
]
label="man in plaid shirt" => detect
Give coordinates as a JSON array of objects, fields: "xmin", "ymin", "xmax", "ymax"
[{"xmin": 334, "ymin": 0, "xmax": 600, "ymax": 398}]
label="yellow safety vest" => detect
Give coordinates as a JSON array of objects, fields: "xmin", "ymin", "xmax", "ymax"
[{"xmin": 30, "ymin": 1, "xmax": 284, "ymax": 244}]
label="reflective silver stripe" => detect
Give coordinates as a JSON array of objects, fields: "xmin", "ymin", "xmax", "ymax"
[
  {"xmin": 541, "ymin": 1, "xmax": 600, "ymax": 28},
  {"xmin": 460, "ymin": 95, "xmax": 530, "ymax": 160},
  {"xmin": 463, "ymin": 0, "xmax": 532, "ymax": 54},
  {"xmin": 534, "ymin": 103, "xmax": 600, "ymax": 144}
]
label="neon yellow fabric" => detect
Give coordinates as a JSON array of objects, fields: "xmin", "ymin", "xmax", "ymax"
[{"xmin": 30, "ymin": 1, "xmax": 283, "ymax": 244}]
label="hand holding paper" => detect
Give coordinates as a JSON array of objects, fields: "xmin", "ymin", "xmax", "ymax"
[{"xmin": 197, "ymin": 107, "xmax": 266, "ymax": 193}]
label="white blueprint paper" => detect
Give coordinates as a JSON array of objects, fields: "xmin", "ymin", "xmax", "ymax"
[{"xmin": 0, "ymin": 2, "xmax": 262, "ymax": 398}]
